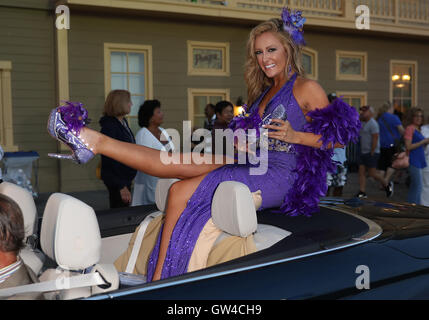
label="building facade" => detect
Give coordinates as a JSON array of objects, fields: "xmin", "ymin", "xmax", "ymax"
[{"xmin": 0, "ymin": 0, "xmax": 428, "ymax": 193}]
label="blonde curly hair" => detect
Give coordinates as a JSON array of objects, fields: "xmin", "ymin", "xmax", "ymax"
[{"xmin": 245, "ymin": 18, "xmax": 305, "ymax": 106}]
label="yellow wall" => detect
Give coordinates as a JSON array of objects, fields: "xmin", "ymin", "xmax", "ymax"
[{"xmin": 0, "ymin": 4, "xmax": 429, "ymax": 193}]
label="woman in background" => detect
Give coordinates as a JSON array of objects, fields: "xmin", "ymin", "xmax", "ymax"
[
  {"xmin": 404, "ymin": 107, "xmax": 429, "ymax": 204},
  {"xmin": 419, "ymin": 115, "xmax": 429, "ymax": 206},
  {"xmin": 132, "ymin": 100, "xmax": 174, "ymax": 206},
  {"xmin": 211, "ymin": 100, "xmax": 234, "ymax": 156},
  {"xmin": 99, "ymin": 90, "xmax": 136, "ymax": 208}
]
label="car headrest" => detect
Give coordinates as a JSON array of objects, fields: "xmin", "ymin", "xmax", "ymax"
[
  {"xmin": 40, "ymin": 193, "xmax": 101, "ymax": 270},
  {"xmin": 155, "ymin": 178, "xmax": 180, "ymax": 212},
  {"xmin": 211, "ymin": 181, "xmax": 257, "ymax": 237},
  {"xmin": 0, "ymin": 182, "xmax": 37, "ymax": 239}
]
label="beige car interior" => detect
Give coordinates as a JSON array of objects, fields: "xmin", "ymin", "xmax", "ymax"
[{"xmin": 0, "ymin": 179, "xmax": 291, "ymax": 299}]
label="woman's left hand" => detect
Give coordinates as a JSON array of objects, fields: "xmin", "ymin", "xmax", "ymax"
[{"xmin": 263, "ymin": 119, "xmax": 297, "ymax": 143}]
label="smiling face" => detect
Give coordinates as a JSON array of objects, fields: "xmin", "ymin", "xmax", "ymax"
[
  {"xmin": 412, "ymin": 111, "xmax": 424, "ymax": 127},
  {"xmin": 254, "ymin": 31, "xmax": 288, "ymax": 83}
]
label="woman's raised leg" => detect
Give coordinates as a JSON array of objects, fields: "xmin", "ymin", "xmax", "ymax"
[{"xmin": 80, "ymin": 127, "xmax": 226, "ymax": 179}]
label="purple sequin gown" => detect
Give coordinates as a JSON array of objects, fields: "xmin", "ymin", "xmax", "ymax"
[{"xmin": 147, "ymin": 74, "xmax": 305, "ymax": 280}]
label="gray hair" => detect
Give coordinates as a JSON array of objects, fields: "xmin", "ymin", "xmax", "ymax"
[{"xmin": 0, "ymin": 194, "xmax": 25, "ymax": 254}]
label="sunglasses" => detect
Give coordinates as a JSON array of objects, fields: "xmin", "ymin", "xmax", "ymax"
[{"xmin": 359, "ymin": 107, "xmax": 369, "ymax": 112}]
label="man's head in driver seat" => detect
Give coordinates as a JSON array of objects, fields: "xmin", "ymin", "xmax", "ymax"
[
  {"xmin": 0, "ymin": 193, "xmax": 44, "ymax": 299},
  {"xmin": 0, "ymin": 193, "xmax": 25, "ymax": 272}
]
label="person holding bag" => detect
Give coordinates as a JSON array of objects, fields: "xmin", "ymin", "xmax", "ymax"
[
  {"xmin": 404, "ymin": 108, "xmax": 429, "ymax": 205},
  {"xmin": 377, "ymin": 102, "xmax": 405, "ymax": 183}
]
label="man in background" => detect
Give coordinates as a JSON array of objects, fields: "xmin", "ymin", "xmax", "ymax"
[
  {"xmin": 356, "ymin": 105, "xmax": 393, "ymax": 198},
  {"xmin": 203, "ymin": 103, "xmax": 216, "ymax": 131},
  {"xmin": 0, "ymin": 194, "xmax": 43, "ymax": 299}
]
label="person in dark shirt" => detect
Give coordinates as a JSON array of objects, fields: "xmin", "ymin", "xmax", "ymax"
[
  {"xmin": 203, "ymin": 103, "xmax": 216, "ymax": 131},
  {"xmin": 377, "ymin": 101, "xmax": 405, "ymax": 190},
  {"xmin": 211, "ymin": 100, "xmax": 234, "ymax": 155},
  {"xmin": 99, "ymin": 90, "xmax": 137, "ymax": 208}
]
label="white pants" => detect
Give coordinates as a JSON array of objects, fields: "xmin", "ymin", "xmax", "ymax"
[{"xmin": 421, "ymin": 168, "xmax": 429, "ymax": 206}]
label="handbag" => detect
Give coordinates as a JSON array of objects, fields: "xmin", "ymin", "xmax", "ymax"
[{"xmin": 391, "ymin": 151, "xmax": 409, "ymax": 169}]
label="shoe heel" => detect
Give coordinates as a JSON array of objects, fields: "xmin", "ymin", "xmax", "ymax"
[
  {"xmin": 48, "ymin": 149, "xmax": 93, "ymax": 164},
  {"xmin": 73, "ymin": 148, "xmax": 94, "ymax": 164},
  {"xmin": 48, "ymin": 153, "xmax": 77, "ymax": 162}
]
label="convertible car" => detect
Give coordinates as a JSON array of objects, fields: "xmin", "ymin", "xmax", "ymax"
[{"xmin": 1, "ymin": 179, "xmax": 429, "ymax": 300}]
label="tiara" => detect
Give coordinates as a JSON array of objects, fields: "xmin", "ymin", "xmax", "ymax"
[{"xmin": 281, "ymin": 7, "xmax": 306, "ymax": 46}]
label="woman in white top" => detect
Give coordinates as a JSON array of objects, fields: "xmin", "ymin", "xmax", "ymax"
[
  {"xmin": 132, "ymin": 100, "xmax": 175, "ymax": 206},
  {"xmin": 421, "ymin": 119, "xmax": 429, "ymax": 206}
]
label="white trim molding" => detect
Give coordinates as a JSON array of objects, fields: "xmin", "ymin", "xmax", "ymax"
[{"xmin": 0, "ymin": 61, "xmax": 18, "ymax": 152}]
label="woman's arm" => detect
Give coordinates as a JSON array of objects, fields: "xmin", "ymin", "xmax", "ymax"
[
  {"xmin": 264, "ymin": 79, "xmax": 347, "ymax": 149},
  {"xmin": 405, "ymin": 138, "xmax": 429, "ymax": 151},
  {"xmin": 404, "ymin": 125, "xmax": 429, "ymax": 151}
]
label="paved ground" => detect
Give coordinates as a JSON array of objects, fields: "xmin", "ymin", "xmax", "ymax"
[{"xmin": 34, "ymin": 169, "xmax": 412, "ymax": 216}]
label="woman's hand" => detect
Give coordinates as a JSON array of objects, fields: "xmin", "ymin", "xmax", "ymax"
[
  {"xmin": 263, "ymin": 119, "xmax": 297, "ymax": 143},
  {"xmin": 120, "ymin": 186, "xmax": 131, "ymax": 205},
  {"xmin": 234, "ymin": 139, "xmax": 256, "ymax": 156}
]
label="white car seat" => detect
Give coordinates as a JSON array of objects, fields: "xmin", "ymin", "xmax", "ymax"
[
  {"xmin": 38, "ymin": 193, "xmax": 119, "ymax": 300},
  {"xmin": 155, "ymin": 178, "xmax": 180, "ymax": 212},
  {"xmin": 211, "ymin": 181, "xmax": 291, "ymax": 250},
  {"xmin": 0, "ymin": 182, "xmax": 45, "ymax": 275}
]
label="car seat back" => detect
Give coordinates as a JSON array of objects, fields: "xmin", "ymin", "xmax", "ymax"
[
  {"xmin": 39, "ymin": 193, "xmax": 118, "ymax": 299},
  {"xmin": 0, "ymin": 182, "xmax": 45, "ymax": 275}
]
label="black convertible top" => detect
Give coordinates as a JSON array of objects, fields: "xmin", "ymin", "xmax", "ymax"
[
  {"xmin": 194, "ymin": 205, "xmax": 370, "ymax": 274},
  {"xmin": 95, "ymin": 203, "xmax": 370, "ymax": 278}
]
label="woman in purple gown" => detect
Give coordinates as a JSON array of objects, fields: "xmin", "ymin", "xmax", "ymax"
[{"xmin": 47, "ymin": 9, "xmax": 360, "ymax": 282}]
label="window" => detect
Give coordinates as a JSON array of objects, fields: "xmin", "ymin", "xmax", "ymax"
[
  {"xmin": 390, "ymin": 60, "xmax": 417, "ymax": 114},
  {"xmin": 336, "ymin": 51, "xmax": 367, "ymax": 81},
  {"xmin": 0, "ymin": 61, "xmax": 18, "ymax": 151},
  {"xmin": 104, "ymin": 43, "xmax": 153, "ymax": 133},
  {"xmin": 187, "ymin": 41, "xmax": 230, "ymax": 76},
  {"xmin": 336, "ymin": 91, "xmax": 367, "ymax": 110},
  {"xmin": 188, "ymin": 88, "xmax": 230, "ymax": 128},
  {"xmin": 302, "ymin": 47, "xmax": 318, "ymax": 80}
]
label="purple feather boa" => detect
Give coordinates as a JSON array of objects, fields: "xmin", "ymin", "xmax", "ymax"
[
  {"xmin": 58, "ymin": 101, "xmax": 90, "ymax": 135},
  {"xmin": 228, "ymin": 104, "xmax": 263, "ymax": 138},
  {"xmin": 280, "ymin": 98, "xmax": 361, "ymax": 217}
]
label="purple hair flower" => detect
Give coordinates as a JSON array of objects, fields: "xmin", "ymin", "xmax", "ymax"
[
  {"xmin": 59, "ymin": 101, "xmax": 90, "ymax": 135},
  {"xmin": 281, "ymin": 7, "xmax": 306, "ymax": 46}
]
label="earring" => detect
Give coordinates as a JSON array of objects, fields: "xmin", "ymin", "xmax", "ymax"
[{"xmin": 287, "ymin": 65, "xmax": 292, "ymax": 76}]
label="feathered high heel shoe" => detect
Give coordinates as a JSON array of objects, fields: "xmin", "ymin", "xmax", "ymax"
[{"xmin": 47, "ymin": 101, "xmax": 94, "ymax": 164}]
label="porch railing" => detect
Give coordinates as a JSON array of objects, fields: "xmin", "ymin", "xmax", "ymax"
[{"xmin": 169, "ymin": 0, "xmax": 429, "ymax": 28}]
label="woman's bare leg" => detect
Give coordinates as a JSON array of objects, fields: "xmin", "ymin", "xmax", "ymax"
[
  {"xmin": 80, "ymin": 127, "xmax": 227, "ymax": 179},
  {"xmin": 151, "ymin": 174, "xmax": 208, "ymax": 281}
]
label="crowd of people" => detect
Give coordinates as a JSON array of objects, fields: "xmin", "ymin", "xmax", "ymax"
[{"xmin": 340, "ymin": 101, "xmax": 429, "ymax": 205}]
